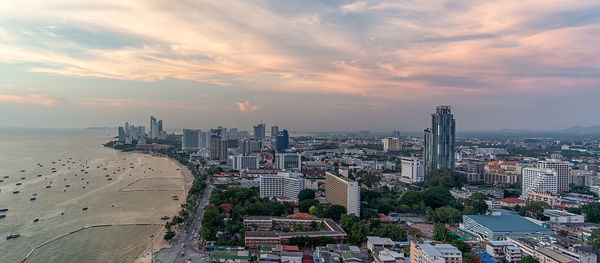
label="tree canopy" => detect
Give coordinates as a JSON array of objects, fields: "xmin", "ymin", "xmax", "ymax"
[
  {"xmin": 582, "ymin": 203, "xmax": 600, "ymax": 224},
  {"xmin": 298, "ymin": 189, "xmax": 316, "ymax": 201},
  {"xmin": 425, "ymin": 167, "xmax": 467, "ymax": 189}
]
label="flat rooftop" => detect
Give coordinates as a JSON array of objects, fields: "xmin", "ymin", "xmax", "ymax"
[{"xmin": 465, "ymin": 210, "xmax": 552, "ymax": 233}]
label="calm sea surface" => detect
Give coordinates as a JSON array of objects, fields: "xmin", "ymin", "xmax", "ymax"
[{"xmin": 0, "ymin": 128, "xmax": 184, "ymax": 262}]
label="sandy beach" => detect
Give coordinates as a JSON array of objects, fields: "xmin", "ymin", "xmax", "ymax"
[{"xmin": 133, "ymin": 158, "xmax": 194, "ymax": 263}]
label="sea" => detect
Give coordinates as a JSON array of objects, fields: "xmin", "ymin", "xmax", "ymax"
[{"xmin": 0, "ymin": 128, "xmax": 185, "ymax": 263}]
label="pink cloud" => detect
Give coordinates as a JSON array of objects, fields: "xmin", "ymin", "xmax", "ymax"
[
  {"xmin": 0, "ymin": 93, "xmax": 58, "ymax": 106},
  {"xmin": 236, "ymin": 101, "xmax": 260, "ymax": 112}
]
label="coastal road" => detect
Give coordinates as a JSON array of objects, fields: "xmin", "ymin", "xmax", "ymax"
[{"xmin": 166, "ymin": 175, "xmax": 213, "ymax": 263}]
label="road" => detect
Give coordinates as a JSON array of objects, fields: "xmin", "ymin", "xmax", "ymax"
[{"xmin": 158, "ymin": 174, "xmax": 213, "ymax": 263}]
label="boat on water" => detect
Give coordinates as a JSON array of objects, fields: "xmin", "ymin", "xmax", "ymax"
[
  {"xmin": 37, "ymin": 174, "xmax": 42, "ymax": 177},
  {"xmin": 172, "ymin": 196, "xmax": 179, "ymax": 200},
  {"xmin": 46, "ymin": 185, "xmax": 51, "ymax": 188},
  {"xmin": 20, "ymin": 177, "xmax": 25, "ymax": 180},
  {"xmin": 30, "ymin": 197, "xmax": 36, "ymax": 201},
  {"xmin": 16, "ymin": 183, "xmax": 22, "ymax": 186},
  {"xmin": 32, "ymin": 192, "xmax": 37, "ymax": 196},
  {"xmin": 20, "ymin": 170, "xmax": 25, "ymax": 172},
  {"xmin": 0, "ymin": 180, "xmax": 3, "ymax": 182},
  {"xmin": 82, "ymin": 207, "xmax": 88, "ymax": 210},
  {"xmin": 33, "ymin": 218, "xmax": 39, "ymax": 222},
  {"xmin": 60, "ymin": 211, "xmax": 64, "ymax": 215},
  {"xmin": 107, "ymin": 178, "xmax": 112, "ymax": 181},
  {"xmin": 3, "ymin": 176, "xmax": 9, "ymax": 178},
  {"xmin": 65, "ymin": 184, "xmax": 70, "ymax": 187},
  {"xmin": 13, "ymin": 191, "xmax": 19, "ymax": 194},
  {"xmin": 0, "ymin": 208, "xmax": 7, "ymax": 212},
  {"xmin": 161, "ymin": 216, "xmax": 171, "ymax": 220},
  {"xmin": 6, "ymin": 234, "xmax": 20, "ymax": 240},
  {"xmin": 0, "ymin": 215, "xmax": 6, "ymax": 219}
]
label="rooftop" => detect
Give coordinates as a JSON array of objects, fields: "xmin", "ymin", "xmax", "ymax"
[
  {"xmin": 210, "ymin": 250, "xmax": 251, "ymax": 260},
  {"xmin": 500, "ymin": 198, "xmax": 527, "ymax": 204},
  {"xmin": 465, "ymin": 210, "xmax": 552, "ymax": 233}
]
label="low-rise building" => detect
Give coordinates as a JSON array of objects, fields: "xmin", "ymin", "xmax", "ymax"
[
  {"xmin": 543, "ymin": 210, "xmax": 584, "ymax": 224},
  {"xmin": 410, "ymin": 241, "xmax": 462, "ymax": 263},
  {"xmin": 461, "ymin": 210, "xmax": 553, "ymax": 240}
]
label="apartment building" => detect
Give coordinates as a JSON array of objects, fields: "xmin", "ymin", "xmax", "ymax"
[
  {"xmin": 325, "ymin": 172, "xmax": 360, "ymax": 216},
  {"xmin": 410, "ymin": 242, "xmax": 462, "ymax": 263}
]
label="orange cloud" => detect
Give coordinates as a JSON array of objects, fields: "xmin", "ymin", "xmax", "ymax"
[
  {"xmin": 0, "ymin": 93, "xmax": 58, "ymax": 106},
  {"xmin": 236, "ymin": 101, "xmax": 260, "ymax": 112}
]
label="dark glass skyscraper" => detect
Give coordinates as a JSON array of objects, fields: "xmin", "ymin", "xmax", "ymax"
[
  {"xmin": 424, "ymin": 106, "xmax": 456, "ymax": 175},
  {"xmin": 276, "ymin": 129, "xmax": 289, "ymax": 152}
]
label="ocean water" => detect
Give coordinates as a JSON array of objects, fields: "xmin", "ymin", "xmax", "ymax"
[{"xmin": 0, "ymin": 129, "xmax": 185, "ymax": 262}]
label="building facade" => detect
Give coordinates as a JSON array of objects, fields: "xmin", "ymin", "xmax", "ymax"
[
  {"xmin": 260, "ymin": 172, "xmax": 306, "ymax": 200},
  {"xmin": 424, "ymin": 106, "xmax": 456, "ymax": 175},
  {"xmin": 253, "ymin": 123, "xmax": 266, "ymax": 141},
  {"xmin": 538, "ymin": 160, "xmax": 571, "ymax": 192},
  {"xmin": 233, "ymin": 155, "xmax": 260, "ymax": 172},
  {"xmin": 275, "ymin": 153, "xmax": 301, "ymax": 171},
  {"xmin": 401, "ymin": 157, "xmax": 424, "ymax": 184},
  {"xmin": 325, "ymin": 172, "xmax": 360, "ymax": 216},
  {"xmin": 182, "ymin": 129, "xmax": 200, "ymax": 151},
  {"xmin": 382, "ymin": 137, "xmax": 403, "ymax": 152},
  {"xmin": 410, "ymin": 242, "xmax": 462, "ymax": 263},
  {"xmin": 522, "ymin": 168, "xmax": 558, "ymax": 196}
]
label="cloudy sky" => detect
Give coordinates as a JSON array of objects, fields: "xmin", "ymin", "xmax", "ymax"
[{"xmin": 0, "ymin": 0, "xmax": 599, "ymax": 132}]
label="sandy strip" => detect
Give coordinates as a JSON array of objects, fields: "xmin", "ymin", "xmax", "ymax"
[{"xmin": 134, "ymin": 155, "xmax": 194, "ymax": 263}]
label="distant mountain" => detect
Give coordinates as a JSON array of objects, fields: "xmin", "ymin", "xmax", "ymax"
[
  {"xmin": 86, "ymin": 126, "xmax": 113, "ymax": 130},
  {"xmin": 558, "ymin": 125, "xmax": 600, "ymax": 134}
]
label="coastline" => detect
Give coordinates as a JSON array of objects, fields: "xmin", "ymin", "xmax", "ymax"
[{"xmin": 133, "ymin": 152, "xmax": 194, "ymax": 263}]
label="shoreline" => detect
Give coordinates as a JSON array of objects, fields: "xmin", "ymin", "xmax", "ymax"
[{"xmin": 132, "ymin": 151, "xmax": 194, "ymax": 263}]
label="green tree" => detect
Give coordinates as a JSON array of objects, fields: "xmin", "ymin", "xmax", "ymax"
[
  {"xmin": 422, "ymin": 187, "xmax": 456, "ymax": 209},
  {"xmin": 431, "ymin": 206, "xmax": 463, "ymax": 223},
  {"xmin": 299, "ymin": 199, "xmax": 320, "ymax": 213},
  {"xmin": 385, "ymin": 224, "xmax": 408, "ymax": 242},
  {"xmin": 425, "ymin": 167, "xmax": 467, "ymax": 189},
  {"xmin": 452, "ymin": 240, "xmax": 471, "ymax": 253},
  {"xmin": 582, "ymin": 203, "xmax": 600, "ymax": 223},
  {"xmin": 348, "ymin": 222, "xmax": 369, "ymax": 245},
  {"xmin": 323, "ymin": 205, "xmax": 346, "ymax": 221},
  {"xmin": 298, "ymin": 189, "xmax": 316, "ymax": 201},
  {"xmin": 588, "ymin": 227, "xmax": 600, "ymax": 249},
  {"xmin": 400, "ymin": 192, "xmax": 423, "ymax": 206},
  {"xmin": 521, "ymin": 255, "xmax": 539, "ymax": 263},
  {"xmin": 309, "ymin": 205, "xmax": 322, "ymax": 216},
  {"xmin": 519, "ymin": 201, "xmax": 550, "ymax": 220},
  {"xmin": 164, "ymin": 230, "xmax": 175, "ymax": 241},
  {"xmin": 464, "ymin": 193, "xmax": 488, "ymax": 215},
  {"xmin": 433, "ymin": 223, "xmax": 451, "ymax": 242},
  {"xmin": 358, "ymin": 171, "xmax": 381, "ymax": 188}
]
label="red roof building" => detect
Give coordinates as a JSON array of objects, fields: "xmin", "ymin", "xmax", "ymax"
[{"xmin": 500, "ymin": 198, "xmax": 527, "ymax": 208}]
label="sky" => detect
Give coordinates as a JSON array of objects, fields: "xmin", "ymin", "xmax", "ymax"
[{"xmin": 0, "ymin": 0, "xmax": 599, "ymax": 132}]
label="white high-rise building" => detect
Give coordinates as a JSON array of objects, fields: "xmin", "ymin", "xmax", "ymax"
[
  {"xmin": 537, "ymin": 160, "xmax": 571, "ymax": 192},
  {"xmin": 522, "ymin": 167, "xmax": 558, "ymax": 196},
  {"xmin": 275, "ymin": 153, "xmax": 301, "ymax": 171},
  {"xmin": 259, "ymin": 172, "xmax": 305, "ymax": 200},
  {"xmin": 401, "ymin": 157, "xmax": 424, "ymax": 183},
  {"xmin": 382, "ymin": 137, "xmax": 403, "ymax": 152},
  {"xmin": 232, "ymin": 155, "xmax": 260, "ymax": 172}
]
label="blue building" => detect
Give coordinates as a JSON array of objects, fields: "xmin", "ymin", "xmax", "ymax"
[
  {"xmin": 276, "ymin": 129, "xmax": 289, "ymax": 152},
  {"xmin": 461, "ymin": 210, "xmax": 553, "ymax": 240}
]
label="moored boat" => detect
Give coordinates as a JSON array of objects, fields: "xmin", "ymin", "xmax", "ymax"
[{"xmin": 6, "ymin": 234, "xmax": 20, "ymax": 239}]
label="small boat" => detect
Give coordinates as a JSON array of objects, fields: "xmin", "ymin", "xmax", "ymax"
[
  {"xmin": 30, "ymin": 197, "xmax": 36, "ymax": 201},
  {"xmin": 6, "ymin": 234, "xmax": 20, "ymax": 240},
  {"xmin": 20, "ymin": 170, "xmax": 25, "ymax": 172},
  {"xmin": 32, "ymin": 192, "xmax": 37, "ymax": 196},
  {"xmin": 107, "ymin": 178, "xmax": 112, "ymax": 181},
  {"xmin": 20, "ymin": 177, "xmax": 25, "ymax": 180},
  {"xmin": 105, "ymin": 175, "xmax": 110, "ymax": 177},
  {"xmin": 82, "ymin": 186, "xmax": 86, "ymax": 189},
  {"xmin": 172, "ymin": 195, "xmax": 179, "ymax": 200},
  {"xmin": 65, "ymin": 184, "xmax": 70, "ymax": 187},
  {"xmin": 16, "ymin": 183, "xmax": 22, "ymax": 186},
  {"xmin": 33, "ymin": 218, "xmax": 39, "ymax": 222},
  {"xmin": 111, "ymin": 204, "xmax": 115, "ymax": 207},
  {"xmin": 82, "ymin": 207, "xmax": 88, "ymax": 211},
  {"xmin": 60, "ymin": 211, "xmax": 64, "ymax": 215},
  {"xmin": 0, "ymin": 180, "xmax": 3, "ymax": 182},
  {"xmin": 13, "ymin": 191, "xmax": 19, "ymax": 194},
  {"xmin": 3, "ymin": 176, "xmax": 9, "ymax": 178},
  {"xmin": 46, "ymin": 185, "xmax": 51, "ymax": 188},
  {"xmin": 161, "ymin": 216, "xmax": 170, "ymax": 220},
  {"xmin": 0, "ymin": 208, "xmax": 8, "ymax": 212},
  {"xmin": 52, "ymin": 171, "xmax": 56, "ymax": 173},
  {"xmin": 0, "ymin": 215, "xmax": 6, "ymax": 219},
  {"xmin": 37, "ymin": 174, "xmax": 42, "ymax": 177}
]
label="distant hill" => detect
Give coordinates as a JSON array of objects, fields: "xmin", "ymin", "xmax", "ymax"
[
  {"xmin": 86, "ymin": 126, "xmax": 113, "ymax": 130},
  {"xmin": 558, "ymin": 125, "xmax": 600, "ymax": 135}
]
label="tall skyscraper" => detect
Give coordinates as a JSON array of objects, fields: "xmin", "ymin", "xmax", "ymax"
[
  {"xmin": 149, "ymin": 116, "xmax": 157, "ymax": 139},
  {"xmin": 537, "ymin": 160, "xmax": 571, "ymax": 192},
  {"xmin": 424, "ymin": 106, "xmax": 456, "ymax": 175},
  {"xmin": 158, "ymin": 120, "xmax": 163, "ymax": 133},
  {"xmin": 118, "ymin": 126, "xmax": 126, "ymax": 142},
  {"xmin": 253, "ymin": 123, "xmax": 266, "ymax": 140},
  {"xmin": 271, "ymin": 125, "xmax": 279, "ymax": 137},
  {"xmin": 275, "ymin": 129, "xmax": 289, "ymax": 152}
]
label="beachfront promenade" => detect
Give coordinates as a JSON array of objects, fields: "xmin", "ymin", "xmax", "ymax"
[{"xmin": 156, "ymin": 170, "xmax": 213, "ymax": 263}]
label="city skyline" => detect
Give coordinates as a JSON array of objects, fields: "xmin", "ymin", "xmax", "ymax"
[{"xmin": 1, "ymin": 1, "xmax": 600, "ymax": 131}]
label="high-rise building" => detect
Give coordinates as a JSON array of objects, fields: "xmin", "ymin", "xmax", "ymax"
[
  {"xmin": 276, "ymin": 129, "xmax": 289, "ymax": 152},
  {"xmin": 118, "ymin": 126, "xmax": 126, "ymax": 143},
  {"xmin": 537, "ymin": 160, "xmax": 571, "ymax": 192},
  {"xmin": 259, "ymin": 172, "xmax": 306, "ymax": 200},
  {"xmin": 424, "ymin": 106, "xmax": 456, "ymax": 175},
  {"xmin": 275, "ymin": 153, "xmax": 301, "ymax": 171},
  {"xmin": 158, "ymin": 120, "xmax": 163, "ymax": 133},
  {"xmin": 271, "ymin": 125, "xmax": 279, "ymax": 138},
  {"xmin": 239, "ymin": 139, "xmax": 263, "ymax": 154},
  {"xmin": 325, "ymin": 172, "xmax": 360, "ymax": 216},
  {"xmin": 392, "ymin": 130, "xmax": 401, "ymax": 138},
  {"xmin": 149, "ymin": 116, "xmax": 157, "ymax": 139},
  {"xmin": 199, "ymin": 130, "xmax": 210, "ymax": 149},
  {"xmin": 253, "ymin": 123, "xmax": 266, "ymax": 141},
  {"xmin": 182, "ymin": 129, "xmax": 200, "ymax": 151},
  {"xmin": 232, "ymin": 155, "xmax": 260, "ymax": 172},
  {"xmin": 228, "ymin": 128, "xmax": 239, "ymax": 140},
  {"xmin": 210, "ymin": 135, "xmax": 223, "ymax": 160},
  {"xmin": 522, "ymin": 167, "xmax": 558, "ymax": 196},
  {"xmin": 124, "ymin": 122, "xmax": 130, "ymax": 136},
  {"xmin": 401, "ymin": 157, "xmax": 424, "ymax": 184},
  {"xmin": 382, "ymin": 137, "xmax": 402, "ymax": 152}
]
